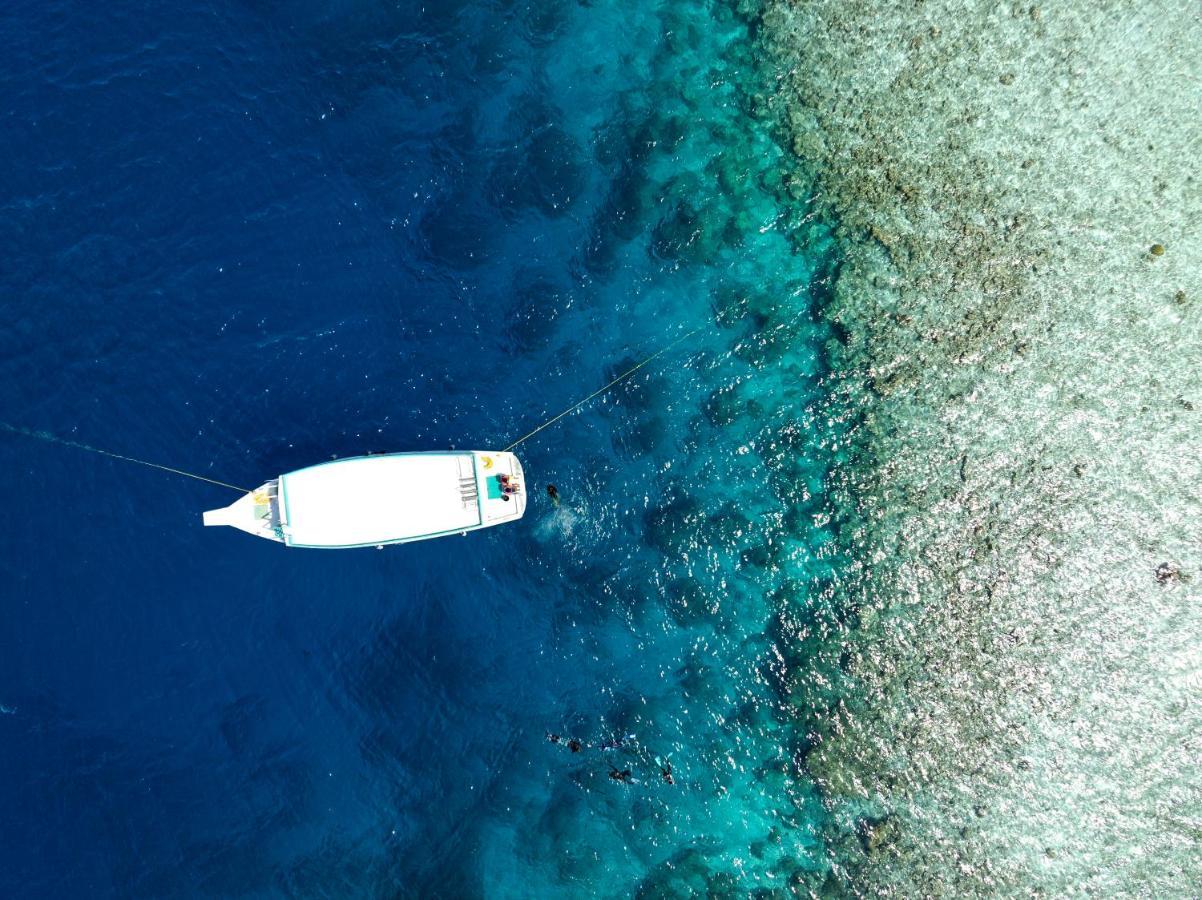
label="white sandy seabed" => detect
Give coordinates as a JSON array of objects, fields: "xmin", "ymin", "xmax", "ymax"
[{"xmin": 759, "ymin": 1, "xmax": 1202, "ymax": 895}]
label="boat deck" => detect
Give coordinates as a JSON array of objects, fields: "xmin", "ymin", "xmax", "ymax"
[
  {"xmin": 279, "ymin": 453, "xmax": 480, "ymax": 548},
  {"xmin": 204, "ymin": 450, "xmax": 525, "ymax": 548},
  {"xmin": 277, "ymin": 451, "xmax": 524, "ymax": 548}
]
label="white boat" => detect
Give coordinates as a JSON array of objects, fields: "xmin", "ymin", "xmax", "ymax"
[{"xmin": 202, "ymin": 450, "xmax": 526, "ymax": 548}]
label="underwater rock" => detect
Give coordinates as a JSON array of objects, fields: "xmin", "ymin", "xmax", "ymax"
[
  {"xmin": 634, "ymin": 847, "xmax": 713, "ymax": 899},
  {"xmin": 580, "ymin": 213, "xmax": 623, "ymax": 276},
  {"xmin": 704, "ymin": 870, "xmax": 742, "ymax": 897},
  {"xmin": 855, "ymin": 814, "xmax": 899, "ymax": 856},
  {"xmin": 610, "ymin": 411, "xmax": 667, "ymax": 458},
  {"xmin": 418, "ymin": 192, "xmax": 491, "ymax": 267},
  {"xmin": 711, "ymin": 285, "xmax": 782, "ymax": 329},
  {"xmin": 664, "ymin": 576, "xmax": 718, "ymax": 627},
  {"xmin": 740, "ymin": 540, "xmax": 778, "ymax": 571},
  {"xmin": 604, "ymin": 356, "xmax": 666, "ymax": 414},
  {"xmin": 519, "ymin": 0, "xmax": 569, "ymax": 47},
  {"xmin": 584, "ymin": 571, "xmax": 646, "ymax": 626},
  {"xmin": 218, "ymin": 694, "xmax": 268, "ymax": 756},
  {"xmin": 733, "ymin": 318, "xmax": 808, "ymax": 367},
  {"xmin": 488, "ymin": 122, "xmax": 585, "ymax": 217},
  {"xmin": 602, "ymin": 164, "xmax": 653, "ymax": 242},
  {"xmin": 644, "ymin": 497, "xmax": 706, "ymax": 556},
  {"xmin": 677, "ymin": 655, "xmax": 726, "ymax": 705},
  {"xmin": 470, "ymin": 22, "xmax": 513, "ymax": 77},
  {"xmin": 534, "ymin": 788, "xmax": 604, "ymax": 882},
  {"xmin": 706, "ymin": 505, "xmax": 754, "ymax": 550},
  {"xmin": 630, "ymin": 111, "xmax": 688, "ymax": 158},
  {"xmin": 648, "ymin": 172, "xmax": 734, "ymax": 264},
  {"xmin": 502, "ymin": 274, "xmax": 563, "ymax": 354},
  {"xmin": 650, "ymin": 199, "xmax": 730, "ymax": 265},
  {"xmin": 1154, "ymin": 561, "xmax": 1186, "ymax": 584},
  {"xmin": 703, "ymin": 384, "xmax": 745, "ymax": 427}
]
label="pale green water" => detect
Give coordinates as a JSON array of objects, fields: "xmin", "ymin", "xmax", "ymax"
[{"xmin": 761, "ymin": 0, "xmax": 1202, "ymax": 895}]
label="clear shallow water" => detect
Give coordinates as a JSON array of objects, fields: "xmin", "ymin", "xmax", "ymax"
[
  {"xmin": 758, "ymin": 3, "xmax": 1202, "ymax": 896},
  {"xmin": 0, "ymin": 1, "xmax": 841, "ymax": 895}
]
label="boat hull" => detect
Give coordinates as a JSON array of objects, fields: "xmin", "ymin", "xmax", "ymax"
[{"xmin": 202, "ymin": 450, "xmax": 526, "ymax": 548}]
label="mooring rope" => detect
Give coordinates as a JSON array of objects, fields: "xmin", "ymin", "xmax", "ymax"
[
  {"xmin": 0, "ymin": 422, "xmax": 249, "ymax": 493},
  {"xmin": 503, "ymin": 324, "xmax": 703, "ymax": 452},
  {"xmin": 2, "ymin": 302, "xmax": 749, "ymax": 482}
]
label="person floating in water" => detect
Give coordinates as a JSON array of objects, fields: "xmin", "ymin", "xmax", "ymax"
[
  {"xmin": 598, "ymin": 733, "xmax": 635, "ymax": 751},
  {"xmin": 608, "ymin": 766, "xmax": 634, "ymax": 783},
  {"xmin": 546, "ymin": 484, "xmax": 560, "ymax": 507},
  {"xmin": 547, "ymin": 733, "xmax": 583, "ymax": 753},
  {"xmin": 657, "ymin": 757, "xmax": 674, "ymax": 785}
]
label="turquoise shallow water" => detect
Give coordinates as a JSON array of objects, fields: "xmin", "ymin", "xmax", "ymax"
[{"xmin": 0, "ymin": 0, "xmax": 844, "ymax": 895}]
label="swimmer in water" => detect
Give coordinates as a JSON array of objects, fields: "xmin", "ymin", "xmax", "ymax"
[
  {"xmin": 655, "ymin": 754, "xmax": 674, "ymax": 784},
  {"xmin": 548, "ymin": 733, "xmax": 583, "ymax": 753},
  {"xmin": 608, "ymin": 766, "xmax": 634, "ymax": 783},
  {"xmin": 598, "ymin": 733, "xmax": 635, "ymax": 751},
  {"xmin": 546, "ymin": 484, "xmax": 560, "ymax": 507}
]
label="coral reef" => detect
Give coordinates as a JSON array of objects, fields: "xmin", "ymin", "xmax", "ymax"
[{"xmin": 761, "ymin": 0, "xmax": 1202, "ymax": 894}]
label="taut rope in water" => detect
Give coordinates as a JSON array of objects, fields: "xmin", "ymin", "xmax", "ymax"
[
  {"xmin": 2, "ymin": 304, "xmax": 742, "ymax": 483},
  {"xmin": 503, "ymin": 325, "xmax": 702, "ymax": 452},
  {"xmin": 0, "ymin": 422, "xmax": 249, "ymax": 493}
]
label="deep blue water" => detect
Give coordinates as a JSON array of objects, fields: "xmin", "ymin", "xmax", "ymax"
[{"xmin": 0, "ymin": 1, "xmax": 840, "ymax": 896}]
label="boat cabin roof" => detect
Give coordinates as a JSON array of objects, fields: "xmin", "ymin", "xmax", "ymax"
[{"xmin": 278, "ymin": 452, "xmax": 481, "ymax": 548}]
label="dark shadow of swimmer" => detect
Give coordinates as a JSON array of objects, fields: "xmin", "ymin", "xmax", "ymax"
[{"xmin": 608, "ymin": 765, "xmax": 635, "ymax": 784}]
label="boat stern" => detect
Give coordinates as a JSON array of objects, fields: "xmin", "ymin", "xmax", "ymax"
[{"xmin": 475, "ymin": 451, "xmax": 527, "ymax": 525}]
